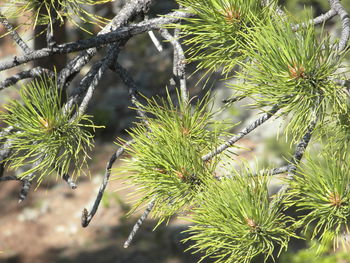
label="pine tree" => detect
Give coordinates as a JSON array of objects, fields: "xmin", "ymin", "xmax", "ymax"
[{"xmin": 0, "ymin": 0, "xmax": 349, "ymax": 262}]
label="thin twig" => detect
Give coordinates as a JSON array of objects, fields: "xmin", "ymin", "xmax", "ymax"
[
  {"xmin": 75, "ymin": 45, "xmax": 121, "ymax": 117},
  {"xmin": 202, "ymin": 104, "xmax": 280, "ymax": 162},
  {"xmin": 62, "ymin": 174, "xmax": 77, "ymax": 189},
  {"xmin": 124, "ymin": 199, "xmax": 156, "ymax": 248},
  {"xmin": 46, "ymin": 22, "xmax": 57, "ymax": 49},
  {"xmin": 110, "ymin": 62, "xmax": 148, "ymax": 120},
  {"xmin": 0, "ymin": 67, "xmax": 54, "ymax": 90},
  {"xmin": 270, "ymin": 117, "xmax": 318, "ymax": 208},
  {"xmin": 148, "ymin": 30, "xmax": 163, "ymax": 52},
  {"xmin": 329, "ymin": 0, "xmax": 350, "ymax": 51},
  {"xmin": 292, "ymin": 9, "xmax": 337, "ymax": 31},
  {"xmin": 81, "ymin": 139, "xmax": 133, "ymax": 227},
  {"xmin": 222, "ymin": 95, "xmax": 246, "ymax": 104},
  {"xmin": 18, "ymin": 174, "xmax": 35, "ymax": 203},
  {"xmin": 159, "ymin": 28, "xmax": 188, "ymax": 104},
  {"xmin": 0, "ymin": 176, "xmax": 20, "ymax": 182},
  {"xmin": 269, "ymin": 165, "xmax": 291, "ymax": 176},
  {"xmin": 0, "ymin": 13, "xmax": 32, "ymax": 54}
]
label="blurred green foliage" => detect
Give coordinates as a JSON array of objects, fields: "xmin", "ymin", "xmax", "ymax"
[
  {"xmin": 280, "ymin": 247, "xmax": 350, "ymax": 263},
  {"xmin": 280, "ymin": 0, "xmax": 350, "ymax": 15}
]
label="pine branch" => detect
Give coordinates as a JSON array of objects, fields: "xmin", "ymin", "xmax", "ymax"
[{"xmin": 202, "ymin": 104, "xmax": 280, "ymax": 161}]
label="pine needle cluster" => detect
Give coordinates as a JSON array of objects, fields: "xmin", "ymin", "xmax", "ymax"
[
  {"xmin": 234, "ymin": 17, "xmax": 348, "ymax": 139},
  {"xmin": 175, "ymin": 0, "xmax": 275, "ymax": 77},
  {"xmin": 2, "ymin": 0, "xmax": 111, "ymax": 30},
  {"xmin": 184, "ymin": 170, "xmax": 295, "ymax": 263},
  {"xmin": 0, "ymin": 76, "xmax": 97, "ymax": 183},
  {"xmin": 288, "ymin": 148, "xmax": 350, "ymax": 249},
  {"xmin": 117, "ymin": 93, "xmax": 221, "ymax": 222}
]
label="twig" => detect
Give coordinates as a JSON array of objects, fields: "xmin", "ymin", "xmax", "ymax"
[
  {"xmin": 124, "ymin": 199, "xmax": 155, "ymax": 248},
  {"xmin": 270, "ymin": 117, "xmax": 318, "ymax": 208},
  {"xmin": 292, "ymin": 9, "xmax": 337, "ymax": 31},
  {"xmin": 62, "ymin": 174, "xmax": 77, "ymax": 189},
  {"xmin": 75, "ymin": 45, "xmax": 121, "ymax": 117},
  {"xmin": 46, "ymin": 6, "xmax": 58, "ymax": 49},
  {"xmin": 148, "ymin": 30, "xmax": 163, "ymax": 52},
  {"xmin": 81, "ymin": 139, "xmax": 133, "ymax": 227},
  {"xmin": 202, "ymin": 104, "xmax": 280, "ymax": 161},
  {"xmin": 0, "ymin": 10, "xmax": 193, "ymax": 73},
  {"xmin": 0, "ymin": 13, "xmax": 32, "ymax": 54},
  {"xmin": 18, "ymin": 174, "xmax": 35, "ymax": 203},
  {"xmin": 0, "ymin": 176, "xmax": 20, "ymax": 182},
  {"xmin": 159, "ymin": 28, "xmax": 188, "ymax": 104},
  {"xmin": 110, "ymin": 62, "xmax": 148, "ymax": 120},
  {"xmin": 269, "ymin": 165, "xmax": 291, "ymax": 176},
  {"xmin": 0, "ymin": 67, "xmax": 54, "ymax": 90},
  {"xmin": 222, "ymin": 95, "xmax": 246, "ymax": 104},
  {"xmin": 46, "ymin": 21, "xmax": 57, "ymax": 49},
  {"xmin": 329, "ymin": 0, "xmax": 350, "ymax": 51}
]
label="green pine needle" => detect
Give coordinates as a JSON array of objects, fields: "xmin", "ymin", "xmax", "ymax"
[
  {"xmin": 173, "ymin": 0, "xmax": 276, "ymax": 78},
  {"xmin": 2, "ymin": 0, "xmax": 111, "ymax": 31},
  {"xmin": 0, "ymin": 75, "xmax": 98, "ymax": 184},
  {"xmin": 288, "ymin": 148, "xmax": 350, "ymax": 251},
  {"xmin": 115, "ymin": 91, "xmax": 224, "ymax": 223},
  {"xmin": 184, "ymin": 168, "xmax": 296, "ymax": 263},
  {"xmin": 233, "ymin": 15, "xmax": 348, "ymax": 141}
]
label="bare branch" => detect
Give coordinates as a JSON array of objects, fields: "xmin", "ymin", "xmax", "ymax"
[
  {"xmin": 0, "ymin": 176, "xmax": 20, "ymax": 182},
  {"xmin": 0, "ymin": 67, "xmax": 54, "ymax": 90},
  {"xmin": 0, "ymin": 13, "xmax": 32, "ymax": 54},
  {"xmin": 81, "ymin": 139, "xmax": 133, "ymax": 227},
  {"xmin": 110, "ymin": 62, "xmax": 148, "ymax": 120},
  {"xmin": 18, "ymin": 174, "xmax": 35, "ymax": 203},
  {"xmin": 202, "ymin": 104, "xmax": 280, "ymax": 161},
  {"xmin": 159, "ymin": 28, "xmax": 188, "ymax": 103},
  {"xmin": 0, "ymin": 10, "xmax": 193, "ymax": 73},
  {"xmin": 292, "ymin": 9, "xmax": 337, "ymax": 31},
  {"xmin": 75, "ymin": 45, "xmax": 121, "ymax": 116},
  {"xmin": 62, "ymin": 174, "xmax": 77, "ymax": 189},
  {"xmin": 124, "ymin": 199, "xmax": 155, "ymax": 248},
  {"xmin": 329, "ymin": 0, "xmax": 350, "ymax": 51},
  {"xmin": 57, "ymin": 0, "xmax": 155, "ymax": 89}
]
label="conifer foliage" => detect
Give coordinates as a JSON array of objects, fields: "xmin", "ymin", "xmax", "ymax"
[
  {"xmin": 0, "ymin": 0, "xmax": 349, "ymax": 262},
  {"xmin": 1, "ymin": 76, "xmax": 97, "ymax": 184},
  {"xmin": 118, "ymin": 93, "xmax": 221, "ymax": 223},
  {"xmin": 2, "ymin": 0, "xmax": 112, "ymax": 29}
]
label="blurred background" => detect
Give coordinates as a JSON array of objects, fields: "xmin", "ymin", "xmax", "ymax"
[{"xmin": 0, "ymin": 0, "xmax": 350, "ymax": 262}]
